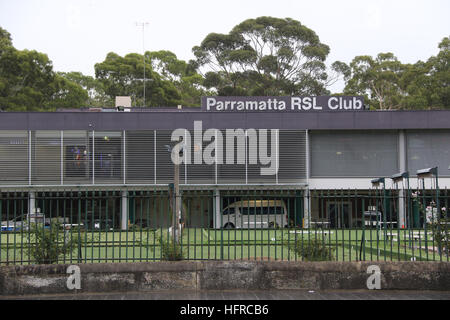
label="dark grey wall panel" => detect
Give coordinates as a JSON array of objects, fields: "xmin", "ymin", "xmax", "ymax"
[
  {"xmin": 406, "ymin": 130, "xmax": 450, "ymax": 177},
  {"xmin": 1, "ymin": 110, "xmax": 450, "ymax": 131},
  {"xmin": 310, "ymin": 130, "xmax": 399, "ymax": 177}
]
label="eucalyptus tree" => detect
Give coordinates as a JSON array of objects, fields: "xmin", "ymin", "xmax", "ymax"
[
  {"xmin": 0, "ymin": 26, "xmax": 88, "ymax": 111},
  {"xmin": 343, "ymin": 53, "xmax": 404, "ymax": 110},
  {"xmin": 192, "ymin": 16, "xmax": 335, "ymax": 96},
  {"xmin": 95, "ymin": 52, "xmax": 183, "ymax": 107},
  {"xmin": 148, "ymin": 50, "xmax": 211, "ymax": 106},
  {"xmin": 342, "ymin": 37, "xmax": 449, "ymax": 110},
  {"xmin": 59, "ymin": 71, "xmax": 110, "ymax": 107}
]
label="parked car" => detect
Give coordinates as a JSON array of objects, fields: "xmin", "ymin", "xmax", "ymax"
[{"xmin": 220, "ymin": 200, "xmax": 288, "ymax": 229}]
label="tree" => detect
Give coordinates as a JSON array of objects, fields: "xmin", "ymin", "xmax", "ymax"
[
  {"xmin": 424, "ymin": 37, "xmax": 450, "ymax": 108},
  {"xmin": 148, "ymin": 50, "xmax": 211, "ymax": 106},
  {"xmin": 343, "ymin": 53, "xmax": 404, "ymax": 110},
  {"xmin": 0, "ymin": 26, "xmax": 12, "ymax": 54},
  {"xmin": 341, "ymin": 37, "xmax": 449, "ymax": 110},
  {"xmin": 60, "ymin": 71, "xmax": 110, "ymax": 107},
  {"xmin": 0, "ymin": 26, "xmax": 88, "ymax": 111},
  {"xmin": 192, "ymin": 17, "xmax": 333, "ymax": 96},
  {"xmin": 94, "ymin": 52, "xmax": 183, "ymax": 107}
]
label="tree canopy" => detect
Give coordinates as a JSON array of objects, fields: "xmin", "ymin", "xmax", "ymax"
[
  {"xmin": 192, "ymin": 17, "xmax": 335, "ymax": 96},
  {"xmin": 0, "ymin": 23, "xmax": 448, "ymax": 111},
  {"xmin": 0, "ymin": 26, "xmax": 88, "ymax": 111},
  {"xmin": 341, "ymin": 37, "xmax": 450, "ymax": 110}
]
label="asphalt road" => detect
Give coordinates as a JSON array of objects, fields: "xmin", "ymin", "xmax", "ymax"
[{"xmin": 1, "ymin": 289, "xmax": 450, "ymax": 300}]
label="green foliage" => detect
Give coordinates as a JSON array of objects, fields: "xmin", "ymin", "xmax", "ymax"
[
  {"xmin": 59, "ymin": 71, "xmax": 110, "ymax": 107},
  {"xmin": 157, "ymin": 235, "xmax": 185, "ymax": 261},
  {"xmin": 94, "ymin": 52, "xmax": 184, "ymax": 107},
  {"xmin": 0, "ymin": 26, "xmax": 13, "ymax": 54},
  {"xmin": 140, "ymin": 230, "xmax": 185, "ymax": 261},
  {"xmin": 192, "ymin": 17, "xmax": 332, "ymax": 96},
  {"xmin": 0, "ymin": 26, "xmax": 88, "ymax": 111},
  {"xmin": 0, "ymin": 25, "xmax": 448, "ymax": 111},
  {"xmin": 431, "ymin": 217, "xmax": 450, "ymax": 256},
  {"xmin": 343, "ymin": 53, "xmax": 404, "ymax": 110},
  {"xmin": 26, "ymin": 222, "xmax": 80, "ymax": 265},
  {"xmin": 341, "ymin": 36, "xmax": 450, "ymax": 110},
  {"xmin": 148, "ymin": 50, "xmax": 212, "ymax": 106},
  {"xmin": 284, "ymin": 238, "xmax": 335, "ymax": 261},
  {"xmin": 411, "ymin": 195, "xmax": 449, "ymax": 257}
]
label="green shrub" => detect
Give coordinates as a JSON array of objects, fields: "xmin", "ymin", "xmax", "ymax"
[
  {"xmin": 140, "ymin": 231, "xmax": 185, "ymax": 261},
  {"xmin": 285, "ymin": 238, "xmax": 335, "ymax": 261},
  {"xmin": 157, "ymin": 236, "xmax": 185, "ymax": 261},
  {"xmin": 431, "ymin": 217, "xmax": 449, "ymax": 257},
  {"xmin": 26, "ymin": 222, "xmax": 80, "ymax": 265}
]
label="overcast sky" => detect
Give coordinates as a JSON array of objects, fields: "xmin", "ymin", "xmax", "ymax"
[{"xmin": 0, "ymin": 0, "xmax": 449, "ymax": 92}]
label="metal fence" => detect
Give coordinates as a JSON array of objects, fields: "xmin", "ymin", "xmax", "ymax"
[{"xmin": 1, "ymin": 187, "xmax": 449, "ymax": 265}]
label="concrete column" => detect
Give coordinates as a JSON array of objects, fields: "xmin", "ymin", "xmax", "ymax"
[
  {"xmin": 214, "ymin": 189, "xmax": 221, "ymax": 229},
  {"xmin": 304, "ymin": 129, "xmax": 311, "ymax": 228},
  {"xmin": 29, "ymin": 192, "xmax": 36, "ymax": 215},
  {"xmin": 121, "ymin": 191, "xmax": 128, "ymax": 230},
  {"xmin": 398, "ymin": 131, "xmax": 407, "ymax": 228},
  {"xmin": 174, "ymin": 162, "xmax": 181, "ymax": 242},
  {"xmin": 304, "ymin": 189, "xmax": 311, "ymax": 228}
]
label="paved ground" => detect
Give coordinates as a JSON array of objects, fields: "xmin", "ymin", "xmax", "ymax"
[{"xmin": 1, "ymin": 290, "xmax": 450, "ymax": 300}]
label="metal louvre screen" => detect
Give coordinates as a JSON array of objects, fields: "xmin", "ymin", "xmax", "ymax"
[
  {"xmin": 310, "ymin": 130, "xmax": 399, "ymax": 177},
  {"xmin": 185, "ymin": 130, "xmax": 215, "ymax": 184},
  {"xmin": 247, "ymin": 129, "xmax": 277, "ymax": 183},
  {"xmin": 218, "ymin": 129, "xmax": 246, "ymax": 184},
  {"xmin": 0, "ymin": 130, "xmax": 308, "ymax": 186},
  {"xmin": 0, "ymin": 131, "xmax": 28, "ymax": 184},
  {"xmin": 406, "ymin": 130, "xmax": 450, "ymax": 177},
  {"xmin": 32, "ymin": 131, "xmax": 61, "ymax": 185},
  {"xmin": 278, "ymin": 130, "xmax": 307, "ymax": 182},
  {"xmin": 155, "ymin": 130, "xmax": 185, "ymax": 184},
  {"xmin": 126, "ymin": 131, "xmax": 155, "ymax": 184}
]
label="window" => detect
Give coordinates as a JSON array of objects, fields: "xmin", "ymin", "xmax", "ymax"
[
  {"xmin": 222, "ymin": 207, "xmax": 235, "ymax": 215},
  {"xmin": 241, "ymin": 207, "xmax": 284, "ymax": 215}
]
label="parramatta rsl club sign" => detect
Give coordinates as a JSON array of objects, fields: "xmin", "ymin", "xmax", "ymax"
[{"xmin": 201, "ymin": 96, "xmax": 366, "ymax": 112}]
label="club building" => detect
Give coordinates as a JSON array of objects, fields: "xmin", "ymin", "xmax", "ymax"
[{"xmin": 0, "ymin": 96, "xmax": 449, "ymax": 230}]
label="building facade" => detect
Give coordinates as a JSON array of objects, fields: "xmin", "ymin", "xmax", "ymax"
[{"xmin": 0, "ymin": 108, "xmax": 449, "ymax": 230}]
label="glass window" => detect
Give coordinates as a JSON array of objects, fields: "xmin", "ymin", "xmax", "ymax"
[
  {"xmin": 241, "ymin": 207, "xmax": 284, "ymax": 215},
  {"xmin": 64, "ymin": 131, "xmax": 89, "ymax": 181},
  {"xmin": 222, "ymin": 207, "xmax": 235, "ymax": 215}
]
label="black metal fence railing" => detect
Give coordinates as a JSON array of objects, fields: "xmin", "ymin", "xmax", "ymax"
[{"xmin": 1, "ymin": 187, "xmax": 449, "ymax": 265}]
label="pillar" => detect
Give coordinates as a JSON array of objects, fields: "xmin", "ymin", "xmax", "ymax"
[
  {"xmin": 121, "ymin": 191, "xmax": 128, "ymax": 230},
  {"xmin": 214, "ymin": 189, "xmax": 221, "ymax": 229},
  {"xmin": 29, "ymin": 191, "xmax": 36, "ymax": 215}
]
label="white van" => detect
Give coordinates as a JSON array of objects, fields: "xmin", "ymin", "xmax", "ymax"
[{"xmin": 220, "ymin": 200, "xmax": 288, "ymax": 229}]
